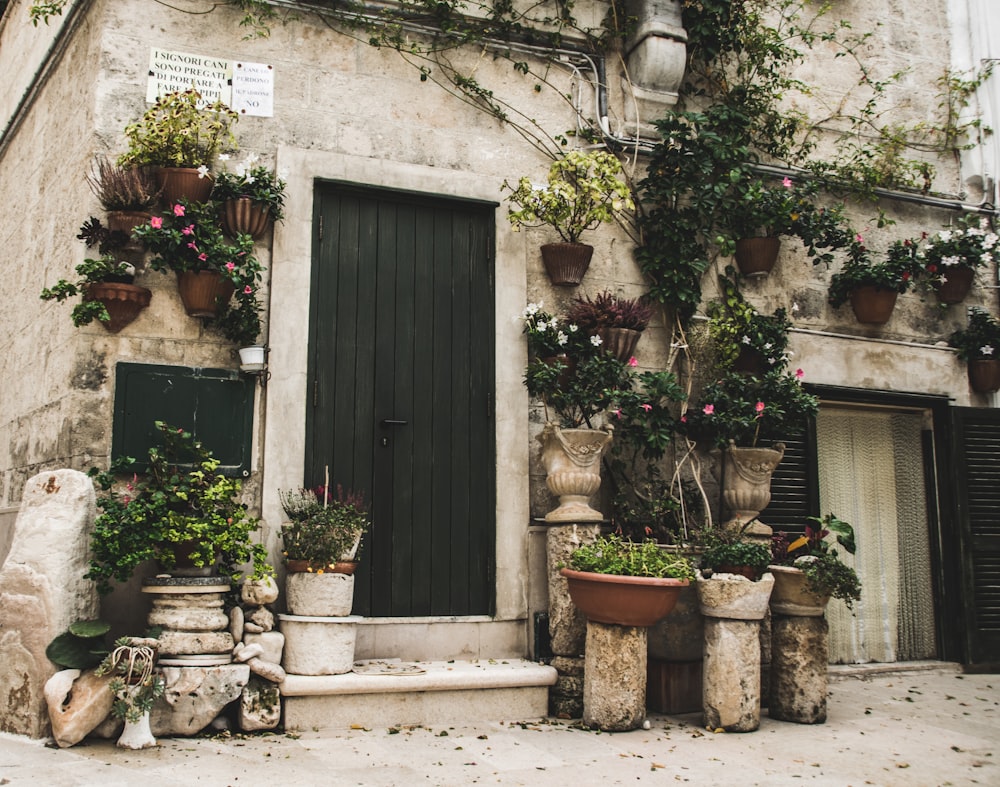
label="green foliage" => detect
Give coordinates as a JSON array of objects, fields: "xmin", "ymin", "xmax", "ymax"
[
  {"xmin": 119, "ymin": 89, "xmax": 238, "ymax": 170},
  {"xmin": 86, "ymin": 421, "xmax": 272, "ymax": 594},
  {"xmin": 568, "ymin": 534, "xmax": 695, "ymax": 580},
  {"xmin": 45, "ymin": 620, "xmax": 111, "ymax": 670},
  {"xmin": 707, "ymin": 274, "xmax": 792, "ymax": 371},
  {"xmin": 700, "ymin": 539, "xmax": 772, "ymax": 581},
  {"xmin": 212, "ymin": 155, "xmax": 287, "ymax": 221},
  {"xmin": 827, "ymin": 235, "xmax": 921, "ymax": 308},
  {"xmin": 278, "ymin": 486, "xmax": 370, "ymax": 568},
  {"xmin": 503, "ymin": 150, "xmax": 635, "ymax": 244},
  {"xmin": 948, "ymin": 308, "xmax": 1000, "ymax": 362},
  {"xmin": 772, "ymin": 513, "xmax": 861, "ymax": 606}
]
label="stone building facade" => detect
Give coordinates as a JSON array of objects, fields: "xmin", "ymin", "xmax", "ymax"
[{"xmin": 0, "ymin": 0, "xmax": 997, "ymax": 667}]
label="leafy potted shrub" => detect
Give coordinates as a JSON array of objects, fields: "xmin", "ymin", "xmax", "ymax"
[
  {"xmin": 828, "ymin": 236, "xmax": 920, "ymax": 324},
  {"xmin": 566, "ymin": 290, "xmax": 654, "ymax": 361},
  {"xmin": 86, "ymin": 421, "xmax": 272, "ymax": 594},
  {"xmin": 916, "ymin": 213, "xmax": 999, "ymax": 304},
  {"xmin": 504, "ymin": 149, "xmax": 635, "ymax": 285},
  {"xmin": 727, "ymin": 177, "xmax": 850, "ymax": 276},
  {"xmin": 95, "ymin": 636, "xmax": 164, "ymax": 749},
  {"xmin": 87, "ymin": 156, "xmax": 161, "ymax": 238},
  {"xmin": 133, "ymin": 200, "xmax": 263, "ymax": 319},
  {"xmin": 212, "ymin": 153, "xmax": 286, "ymax": 239},
  {"xmin": 769, "ymin": 514, "xmax": 862, "ymax": 613},
  {"xmin": 699, "ymin": 532, "xmax": 772, "ymax": 581},
  {"xmin": 706, "ymin": 274, "xmax": 793, "ymax": 374},
  {"xmin": 118, "ymin": 88, "xmax": 238, "ymax": 204},
  {"xmin": 279, "ymin": 484, "xmax": 370, "ymax": 617},
  {"xmin": 40, "ymin": 217, "xmax": 151, "ymax": 332},
  {"xmin": 948, "ymin": 307, "xmax": 1000, "ymax": 393},
  {"xmin": 560, "ymin": 533, "xmax": 695, "ymax": 626}
]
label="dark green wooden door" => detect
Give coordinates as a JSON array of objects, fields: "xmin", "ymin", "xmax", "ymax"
[{"xmin": 307, "ymin": 183, "xmax": 496, "ymax": 617}]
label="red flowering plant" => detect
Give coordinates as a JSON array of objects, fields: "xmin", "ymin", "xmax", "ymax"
[
  {"xmin": 133, "ymin": 199, "xmax": 264, "ymax": 344},
  {"xmin": 827, "ymin": 235, "xmax": 920, "ymax": 308}
]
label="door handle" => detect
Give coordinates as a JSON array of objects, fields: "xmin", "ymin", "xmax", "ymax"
[{"xmin": 380, "ymin": 419, "xmax": 408, "ymax": 427}]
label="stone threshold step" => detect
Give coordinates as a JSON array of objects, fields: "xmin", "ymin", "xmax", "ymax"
[
  {"xmin": 280, "ymin": 659, "xmax": 557, "ymax": 730},
  {"xmin": 280, "ymin": 658, "xmax": 557, "ymax": 696}
]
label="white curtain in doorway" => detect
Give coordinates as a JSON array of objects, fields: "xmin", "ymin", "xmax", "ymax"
[{"xmin": 816, "ymin": 408, "xmax": 937, "ymax": 663}]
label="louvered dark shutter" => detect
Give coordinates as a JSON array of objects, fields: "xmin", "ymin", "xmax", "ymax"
[
  {"xmin": 762, "ymin": 431, "xmax": 817, "ymax": 536},
  {"xmin": 951, "ymin": 407, "xmax": 1000, "ymax": 665}
]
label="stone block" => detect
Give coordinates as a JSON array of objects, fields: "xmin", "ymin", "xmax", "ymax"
[
  {"xmin": 769, "ymin": 614, "xmax": 829, "ymax": 724},
  {"xmin": 546, "ymin": 524, "xmax": 600, "ymax": 657},
  {"xmin": 239, "ymin": 675, "xmax": 281, "ymax": 732},
  {"xmin": 583, "ymin": 621, "xmax": 647, "ymax": 732},
  {"xmin": 244, "ymin": 630, "xmax": 285, "ymax": 665},
  {"xmin": 279, "ymin": 614, "xmax": 360, "ymax": 675},
  {"xmin": 150, "ymin": 664, "xmax": 250, "ymax": 736}
]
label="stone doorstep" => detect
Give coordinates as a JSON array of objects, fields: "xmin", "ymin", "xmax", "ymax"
[
  {"xmin": 827, "ymin": 660, "xmax": 962, "ymax": 681},
  {"xmin": 280, "ymin": 659, "xmax": 557, "ymax": 730}
]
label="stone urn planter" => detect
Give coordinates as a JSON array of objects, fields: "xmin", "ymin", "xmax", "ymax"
[
  {"xmin": 560, "ymin": 568, "xmax": 689, "ymax": 627},
  {"xmin": 538, "ymin": 424, "xmax": 613, "ymax": 522},
  {"xmin": 719, "ymin": 441, "xmax": 785, "ymax": 531},
  {"xmin": 768, "ymin": 564, "xmax": 830, "ymax": 617},
  {"xmin": 697, "ymin": 572, "xmax": 774, "ymax": 732},
  {"xmin": 285, "ymin": 570, "xmax": 356, "ymax": 617}
]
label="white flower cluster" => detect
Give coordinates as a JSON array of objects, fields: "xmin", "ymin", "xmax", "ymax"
[{"xmin": 920, "ymin": 218, "xmax": 999, "ymax": 275}]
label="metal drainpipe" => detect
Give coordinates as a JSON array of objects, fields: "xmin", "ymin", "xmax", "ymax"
[{"xmin": 0, "ymin": 0, "xmax": 95, "ymax": 163}]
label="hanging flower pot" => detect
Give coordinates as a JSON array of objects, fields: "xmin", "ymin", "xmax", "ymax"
[
  {"xmin": 734, "ymin": 237, "xmax": 780, "ymax": 277},
  {"xmin": 157, "ymin": 167, "xmax": 214, "ymax": 205},
  {"xmin": 175, "ymin": 270, "xmax": 235, "ymax": 318},
  {"xmin": 720, "ymin": 441, "xmax": 785, "ymax": 530},
  {"xmin": 540, "ymin": 242, "xmax": 594, "ymax": 286},
  {"xmin": 221, "ymin": 197, "xmax": 272, "ymax": 240},
  {"xmin": 105, "ymin": 210, "xmax": 153, "ymax": 238},
  {"xmin": 598, "ymin": 326, "xmax": 642, "ymax": 361},
  {"xmin": 968, "ymin": 358, "xmax": 1000, "ymax": 394},
  {"xmin": 85, "ymin": 282, "xmax": 152, "ymax": 333},
  {"xmin": 537, "ymin": 423, "xmax": 612, "ymax": 522},
  {"xmin": 732, "ymin": 346, "xmax": 768, "ymax": 376},
  {"xmin": 848, "ymin": 285, "xmax": 898, "ymax": 325},
  {"xmin": 934, "ymin": 266, "xmax": 975, "ymax": 305}
]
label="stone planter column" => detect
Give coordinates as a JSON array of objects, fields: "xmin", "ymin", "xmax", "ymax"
[
  {"xmin": 768, "ymin": 564, "xmax": 831, "ymax": 723},
  {"xmin": 583, "ymin": 621, "xmax": 647, "ymax": 731},
  {"xmin": 142, "ymin": 577, "xmax": 234, "ymax": 665},
  {"xmin": 697, "ymin": 572, "xmax": 774, "ymax": 732}
]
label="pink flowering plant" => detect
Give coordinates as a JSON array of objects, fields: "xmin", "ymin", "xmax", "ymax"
[{"xmin": 682, "ymin": 368, "xmax": 818, "ymax": 448}]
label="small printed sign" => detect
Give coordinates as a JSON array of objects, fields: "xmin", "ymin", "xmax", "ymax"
[{"xmin": 146, "ymin": 48, "xmax": 274, "ymax": 118}]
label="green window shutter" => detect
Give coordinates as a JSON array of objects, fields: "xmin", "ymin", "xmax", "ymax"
[{"xmin": 113, "ymin": 362, "xmax": 255, "ymax": 477}]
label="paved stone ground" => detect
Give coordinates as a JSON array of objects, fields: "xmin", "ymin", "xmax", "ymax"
[{"xmin": 1, "ymin": 665, "xmax": 996, "ymax": 786}]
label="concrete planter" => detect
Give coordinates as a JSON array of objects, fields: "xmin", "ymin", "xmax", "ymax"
[
  {"xmin": 768, "ymin": 565, "xmax": 830, "ymax": 617},
  {"xmin": 278, "ymin": 614, "xmax": 361, "ymax": 675},
  {"xmin": 285, "ymin": 571, "xmax": 355, "ymax": 617}
]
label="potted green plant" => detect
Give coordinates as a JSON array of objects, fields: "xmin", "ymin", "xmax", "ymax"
[
  {"xmin": 118, "ymin": 88, "xmax": 238, "ymax": 204},
  {"xmin": 279, "ymin": 484, "xmax": 371, "ymax": 617},
  {"xmin": 503, "ymin": 149, "xmax": 635, "ymax": 285},
  {"xmin": 95, "ymin": 636, "xmax": 164, "ymax": 749},
  {"xmin": 85, "ymin": 421, "xmax": 272, "ymax": 594},
  {"xmin": 40, "ymin": 217, "xmax": 152, "ymax": 332},
  {"xmin": 948, "ymin": 307, "xmax": 1000, "ymax": 393},
  {"xmin": 728, "ymin": 177, "xmax": 850, "ymax": 276},
  {"xmin": 915, "ymin": 213, "xmax": 998, "ymax": 304},
  {"xmin": 828, "ymin": 236, "xmax": 920, "ymax": 324},
  {"xmin": 559, "ymin": 533, "xmax": 695, "ymax": 626},
  {"xmin": 699, "ymin": 531, "xmax": 772, "ymax": 581},
  {"xmin": 212, "ymin": 153, "xmax": 286, "ymax": 239},
  {"xmin": 706, "ymin": 274, "xmax": 793, "ymax": 374},
  {"xmin": 769, "ymin": 514, "xmax": 862, "ymax": 613},
  {"xmin": 87, "ymin": 156, "xmax": 161, "ymax": 238},
  {"xmin": 565, "ymin": 290, "xmax": 654, "ymax": 361},
  {"xmin": 132, "ymin": 200, "xmax": 263, "ymax": 319}
]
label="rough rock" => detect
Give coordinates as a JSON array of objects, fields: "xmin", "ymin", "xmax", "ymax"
[
  {"xmin": 150, "ymin": 664, "xmax": 250, "ymax": 736},
  {"xmin": 548, "ymin": 656, "xmax": 585, "ymax": 719},
  {"xmin": 0, "ymin": 470, "xmax": 98, "ymax": 738},
  {"xmin": 244, "ymin": 631, "xmax": 284, "ymax": 665},
  {"xmin": 582, "ymin": 621, "xmax": 647, "ymax": 732},
  {"xmin": 769, "ymin": 614, "xmax": 829, "ymax": 724},
  {"xmin": 229, "ymin": 605, "xmax": 245, "ymax": 643},
  {"xmin": 157, "ymin": 630, "xmax": 235, "ymax": 656},
  {"xmin": 234, "ymin": 643, "xmax": 264, "ymax": 662},
  {"xmin": 545, "ymin": 523, "xmax": 600, "ymax": 657},
  {"xmin": 45, "ymin": 669, "xmax": 115, "ymax": 748},
  {"xmin": 241, "ymin": 577, "xmax": 279, "ymax": 606},
  {"xmin": 239, "ymin": 676, "xmax": 281, "ymax": 732},
  {"xmin": 248, "ymin": 657, "xmax": 286, "ymax": 683},
  {"xmin": 244, "ymin": 622, "xmax": 264, "ymax": 634},
  {"xmin": 247, "ymin": 606, "xmax": 275, "ymax": 632}
]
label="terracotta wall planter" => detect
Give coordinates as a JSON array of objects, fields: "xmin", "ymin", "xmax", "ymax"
[
  {"xmin": 968, "ymin": 358, "xmax": 1000, "ymax": 394},
  {"xmin": 540, "ymin": 242, "xmax": 593, "ymax": 286},
  {"xmin": 848, "ymin": 285, "xmax": 898, "ymax": 325},
  {"xmin": 221, "ymin": 197, "xmax": 272, "ymax": 240},
  {"xmin": 934, "ymin": 266, "xmax": 975, "ymax": 304},
  {"xmin": 598, "ymin": 326, "xmax": 642, "ymax": 361},
  {"xmin": 157, "ymin": 167, "xmax": 214, "ymax": 205},
  {"xmin": 86, "ymin": 282, "xmax": 151, "ymax": 333},
  {"xmin": 175, "ymin": 270, "xmax": 235, "ymax": 317},
  {"xmin": 734, "ymin": 237, "xmax": 780, "ymax": 277}
]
